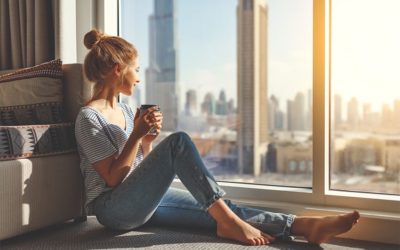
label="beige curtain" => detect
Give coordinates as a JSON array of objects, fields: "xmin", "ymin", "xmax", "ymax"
[{"xmin": 0, "ymin": 0, "xmax": 60, "ymax": 70}]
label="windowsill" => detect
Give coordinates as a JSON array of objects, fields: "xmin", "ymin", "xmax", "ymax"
[
  {"xmin": 325, "ymin": 189, "xmax": 400, "ymax": 202},
  {"xmin": 217, "ymin": 181, "xmax": 313, "ymax": 193},
  {"xmin": 231, "ymin": 198, "xmax": 400, "ymax": 221},
  {"xmin": 218, "ymin": 180, "xmax": 400, "ymax": 202}
]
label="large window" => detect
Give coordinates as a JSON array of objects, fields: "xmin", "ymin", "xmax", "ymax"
[
  {"xmin": 330, "ymin": 0, "xmax": 400, "ymax": 195},
  {"xmin": 118, "ymin": 0, "xmax": 400, "ymax": 215},
  {"xmin": 67, "ymin": 0, "xmax": 400, "ymax": 242},
  {"xmin": 120, "ymin": 0, "xmax": 313, "ymax": 188}
]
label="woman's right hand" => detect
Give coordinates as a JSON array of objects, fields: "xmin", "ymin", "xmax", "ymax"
[{"xmin": 132, "ymin": 106, "xmax": 159, "ymax": 138}]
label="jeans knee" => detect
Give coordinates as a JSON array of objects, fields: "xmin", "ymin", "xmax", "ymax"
[
  {"xmin": 168, "ymin": 131, "xmax": 191, "ymax": 144},
  {"xmin": 167, "ymin": 131, "xmax": 192, "ymax": 154}
]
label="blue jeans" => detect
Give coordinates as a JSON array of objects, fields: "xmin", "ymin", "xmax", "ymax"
[{"xmin": 93, "ymin": 132, "xmax": 295, "ymax": 240}]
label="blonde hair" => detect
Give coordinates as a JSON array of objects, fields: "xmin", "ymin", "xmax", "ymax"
[{"xmin": 83, "ymin": 29, "xmax": 138, "ymax": 103}]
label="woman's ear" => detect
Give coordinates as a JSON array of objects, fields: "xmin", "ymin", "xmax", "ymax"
[{"xmin": 113, "ymin": 64, "xmax": 122, "ymax": 77}]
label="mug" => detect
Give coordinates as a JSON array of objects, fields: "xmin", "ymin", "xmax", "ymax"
[{"xmin": 139, "ymin": 104, "xmax": 160, "ymax": 135}]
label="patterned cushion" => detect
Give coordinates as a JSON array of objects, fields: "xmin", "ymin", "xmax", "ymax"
[
  {"xmin": 0, "ymin": 59, "xmax": 65, "ymax": 125},
  {"xmin": 0, "ymin": 123, "xmax": 76, "ymax": 160}
]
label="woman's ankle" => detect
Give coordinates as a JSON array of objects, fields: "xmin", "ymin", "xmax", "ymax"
[{"xmin": 208, "ymin": 199, "xmax": 238, "ymax": 224}]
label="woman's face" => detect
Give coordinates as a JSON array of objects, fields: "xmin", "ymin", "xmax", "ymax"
[{"xmin": 119, "ymin": 58, "xmax": 140, "ymax": 96}]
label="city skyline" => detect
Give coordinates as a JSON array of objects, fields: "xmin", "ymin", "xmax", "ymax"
[
  {"xmin": 121, "ymin": 0, "xmax": 399, "ymax": 114},
  {"xmin": 119, "ymin": 0, "xmax": 400, "ymax": 196},
  {"xmin": 120, "ymin": 0, "xmax": 313, "ymax": 112}
]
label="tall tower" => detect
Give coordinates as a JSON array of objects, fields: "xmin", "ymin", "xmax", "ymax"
[
  {"xmin": 334, "ymin": 94, "xmax": 342, "ymax": 127},
  {"xmin": 237, "ymin": 0, "xmax": 268, "ymax": 175},
  {"xmin": 347, "ymin": 97, "xmax": 359, "ymax": 129},
  {"xmin": 293, "ymin": 92, "xmax": 306, "ymax": 131},
  {"xmin": 146, "ymin": 0, "xmax": 179, "ymax": 131},
  {"xmin": 185, "ymin": 89, "xmax": 197, "ymax": 116},
  {"xmin": 268, "ymin": 95, "xmax": 277, "ymax": 132}
]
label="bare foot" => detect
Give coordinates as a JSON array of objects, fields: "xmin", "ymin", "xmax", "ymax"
[
  {"xmin": 216, "ymin": 217, "xmax": 275, "ymax": 246},
  {"xmin": 305, "ymin": 210, "xmax": 360, "ymax": 244}
]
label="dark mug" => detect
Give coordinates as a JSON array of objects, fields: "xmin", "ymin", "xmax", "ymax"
[{"xmin": 139, "ymin": 104, "xmax": 161, "ymax": 135}]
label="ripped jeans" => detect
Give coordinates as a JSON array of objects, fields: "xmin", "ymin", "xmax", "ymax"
[{"xmin": 93, "ymin": 132, "xmax": 295, "ymax": 240}]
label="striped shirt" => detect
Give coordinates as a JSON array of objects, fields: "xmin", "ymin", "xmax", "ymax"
[{"xmin": 75, "ymin": 103, "xmax": 143, "ymax": 214}]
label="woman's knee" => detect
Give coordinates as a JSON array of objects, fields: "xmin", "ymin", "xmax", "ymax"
[{"xmin": 167, "ymin": 131, "xmax": 191, "ymax": 144}]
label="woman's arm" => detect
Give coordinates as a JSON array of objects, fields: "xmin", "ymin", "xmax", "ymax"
[
  {"xmin": 92, "ymin": 106, "xmax": 159, "ymax": 188},
  {"xmin": 141, "ymin": 142, "xmax": 152, "ymax": 157},
  {"xmin": 93, "ymin": 133, "xmax": 142, "ymax": 188}
]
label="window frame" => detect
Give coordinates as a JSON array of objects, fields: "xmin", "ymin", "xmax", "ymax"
[
  {"xmin": 216, "ymin": 0, "xmax": 400, "ymax": 214},
  {"xmin": 116, "ymin": 0, "xmax": 400, "ymax": 217}
]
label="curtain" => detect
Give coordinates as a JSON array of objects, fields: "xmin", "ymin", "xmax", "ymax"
[{"xmin": 0, "ymin": 0, "xmax": 60, "ymax": 70}]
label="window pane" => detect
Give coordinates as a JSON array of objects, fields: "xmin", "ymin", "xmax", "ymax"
[
  {"xmin": 120, "ymin": 0, "xmax": 312, "ymax": 188},
  {"xmin": 331, "ymin": 0, "xmax": 400, "ymax": 195}
]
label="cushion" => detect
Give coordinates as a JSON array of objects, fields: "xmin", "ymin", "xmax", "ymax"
[
  {"xmin": 0, "ymin": 122, "xmax": 76, "ymax": 160},
  {"xmin": 0, "ymin": 59, "xmax": 65, "ymax": 125}
]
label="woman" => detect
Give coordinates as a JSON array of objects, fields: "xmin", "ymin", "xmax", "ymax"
[{"xmin": 75, "ymin": 29, "xmax": 360, "ymax": 246}]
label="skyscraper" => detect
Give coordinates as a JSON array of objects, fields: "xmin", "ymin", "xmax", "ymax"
[
  {"xmin": 201, "ymin": 92, "xmax": 216, "ymax": 116},
  {"xmin": 294, "ymin": 92, "xmax": 306, "ymax": 131},
  {"xmin": 146, "ymin": 0, "xmax": 179, "ymax": 131},
  {"xmin": 237, "ymin": 0, "xmax": 268, "ymax": 175},
  {"xmin": 287, "ymin": 99, "xmax": 294, "ymax": 131},
  {"xmin": 334, "ymin": 94, "xmax": 342, "ymax": 127},
  {"xmin": 268, "ymin": 95, "xmax": 278, "ymax": 131},
  {"xmin": 347, "ymin": 97, "xmax": 359, "ymax": 129},
  {"xmin": 184, "ymin": 89, "xmax": 197, "ymax": 116},
  {"xmin": 216, "ymin": 90, "xmax": 229, "ymax": 115}
]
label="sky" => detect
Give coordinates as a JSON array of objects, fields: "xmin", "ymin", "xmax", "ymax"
[
  {"xmin": 121, "ymin": 0, "xmax": 400, "ymax": 117},
  {"xmin": 331, "ymin": 0, "xmax": 400, "ymax": 114}
]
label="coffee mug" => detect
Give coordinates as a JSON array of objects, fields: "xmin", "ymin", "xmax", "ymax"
[{"xmin": 139, "ymin": 104, "xmax": 160, "ymax": 135}]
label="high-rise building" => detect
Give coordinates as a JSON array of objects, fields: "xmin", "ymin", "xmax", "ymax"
[
  {"xmin": 185, "ymin": 89, "xmax": 197, "ymax": 116},
  {"xmin": 268, "ymin": 95, "xmax": 278, "ymax": 131},
  {"xmin": 294, "ymin": 92, "xmax": 306, "ymax": 131},
  {"xmin": 347, "ymin": 97, "xmax": 359, "ymax": 129},
  {"xmin": 287, "ymin": 99, "xmax": 294, "ymax": 131},
  {"xmin": 146, "ymin": 0, "xmax": 179, "ymax": 131},
  {"xmin": 268, "ymin": 95, "xmax": 285, "ymax": 131},
  {"xmin": 334, "ymin": 94, "xmax": 342, "ymax": 127},
  {"xmin": 381, "ymin": 103, "xmax": 393, "ymax": 127},
  {"xmin": 216, "ymin": 90, "xmax": 229, "ymax": 115},
  {"xmin": 363, "ymin": 103, "xmax": 373, "ymax": 127},
  {"xmin": 201, "ymin": 92, "xmax": 216, "ymax": 116},
  {"xmin": 286, "ymin": 92, "xmax": 306, "ymax": 131},
  {"xmin": 237, "ymin": 0, "xmax": 268, "ymax": 175}
]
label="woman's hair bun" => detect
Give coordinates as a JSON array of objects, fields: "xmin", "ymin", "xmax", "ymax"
[{"xmin": 84, "ymin": 29, "xmax": 105, "ymax": 49}]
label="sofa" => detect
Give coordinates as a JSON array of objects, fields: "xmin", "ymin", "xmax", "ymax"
[{"xmin": 0, "ymin": 61, "xmax": 92, "ymax": 241}]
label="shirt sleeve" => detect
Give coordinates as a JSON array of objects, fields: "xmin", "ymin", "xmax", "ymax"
[{"xmin": 75, "ymin": 116, "xmax": 118, "ymax": 165}]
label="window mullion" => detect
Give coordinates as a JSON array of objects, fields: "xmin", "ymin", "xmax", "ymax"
[{"xmin": 312, "ymin": 0, "xmax": 327, "ymax": 205}]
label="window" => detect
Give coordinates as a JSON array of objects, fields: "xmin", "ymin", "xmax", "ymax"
[
  {"xmin": 330, "ymin": 0, "xmax": 400, "ymax": 195},
  {"xmin": 120, "ymin": 0, "xmax": 313, "ymax": 188},
  {"xmin": 119, "ymin": 0, "xmax": 400, "ymax": 215}
]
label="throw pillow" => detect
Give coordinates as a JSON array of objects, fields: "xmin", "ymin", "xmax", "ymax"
[
  {"xmin": 0, "ymin": 59, "xmax": 65, "ymax": 125},
  {"xmin": 0, "ymin": 122, "xmax": 76, "ymax": 160}
]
